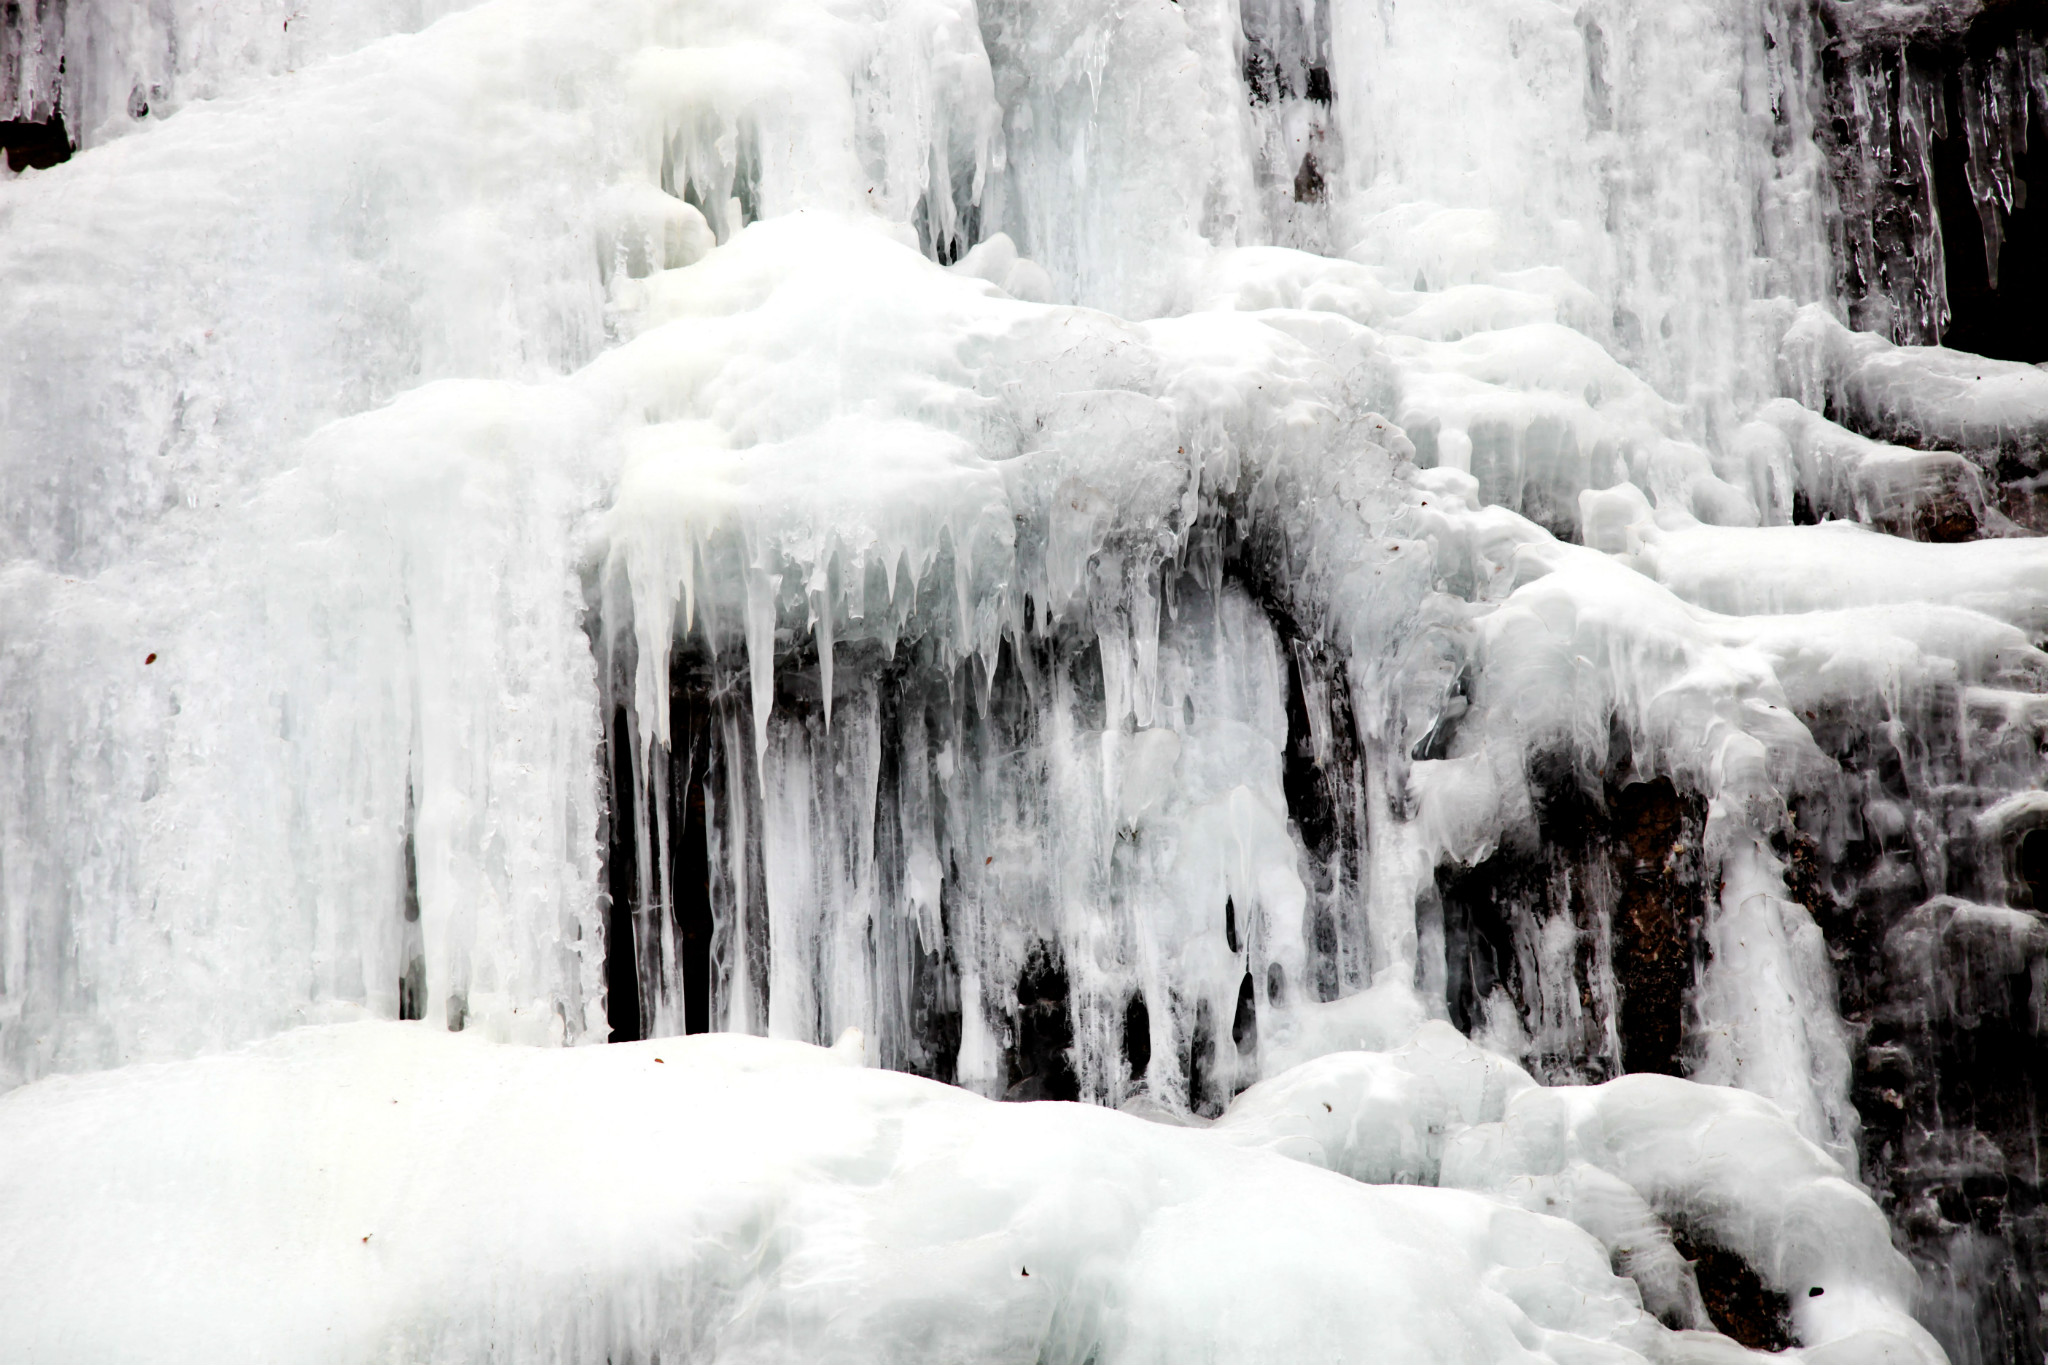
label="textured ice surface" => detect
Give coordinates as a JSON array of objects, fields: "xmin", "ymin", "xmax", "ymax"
[{"xmin": 5, "ymin": 0, "xmax": 2048, "ymax": 1359}]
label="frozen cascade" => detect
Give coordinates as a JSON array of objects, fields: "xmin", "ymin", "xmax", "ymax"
[{"xmin": 2, "ymin": 0, "xmax": 2048, "ymax": 1362}]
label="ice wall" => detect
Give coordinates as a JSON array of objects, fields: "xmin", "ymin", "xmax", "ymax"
[{"xmin": 5, "ymin": 0, "xmax": 2048, "ymax": 1360}]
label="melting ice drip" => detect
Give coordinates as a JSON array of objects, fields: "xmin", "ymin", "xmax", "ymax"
[{"xmin": 2, "ymin": 0, "xmax": 2048, "ymax": 1363}]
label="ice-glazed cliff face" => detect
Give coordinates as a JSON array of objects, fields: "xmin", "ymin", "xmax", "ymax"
[{"xmin": 3, "ymin": 1, "xmax": 2047, "ymax": 1362}]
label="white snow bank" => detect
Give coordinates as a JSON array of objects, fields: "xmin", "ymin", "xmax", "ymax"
[
  {"xmin": 0, "ymin": 1020, "xmax": 1826, "ymax": 1365},
  {"xmin": 1447, "ymin": 1071, "xmax": 1939, "ymax": 1363}
]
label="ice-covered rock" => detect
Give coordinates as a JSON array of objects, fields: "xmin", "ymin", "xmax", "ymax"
[{"xmin": 5, "ymin": 0, "xmax": 2048, "ymax": 1358}]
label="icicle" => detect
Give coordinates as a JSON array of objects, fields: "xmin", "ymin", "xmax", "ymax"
[{"xmin": 744, "ymin": 557, "xmax": 779, "ymax": 793}]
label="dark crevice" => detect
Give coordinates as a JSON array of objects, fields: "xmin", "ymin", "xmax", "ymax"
[
  {"xmin": 1187, "ymin": 996, "xmax": 1219, "ymax": 1117},
  {"xmin": 1226, "ymin": 544, "xmax": 1367, "ymax": 1011},
  {"xmin": 1122, "ymin": 991, "xmax": 1151, "ymax": 1080},
  {"xmin": 1230, "ymin": 971, "xmax": 1258, "ymax": 1055},
  {"xmin": 1311, "ymin": 906, "xmax": 1341, "ymax": 1003},
  {"xmin": 2019, "ymin": 827, "xmax": 2048, "ymax": 909},
  {"xmin": 676, "ymin": 757, "xmax": 713, "ymax": 1036},
  {"xmin": 663, "ymin": 694, "xmax": 719, "ymax": 1038},
  {"xmin": 1273, "ymin": 630, "xmax": 1361, "ymax": 863},
  {"xmin": 904, "ymin": 874, "xmax": 963, "ymax": 1084},
  {"xmin": 916, "ymin": 193, "xmax": 981, "ymax": 268},
  {"xmin": 604, "ymin": 704, "xmax": 645, "ymax": 1044}
]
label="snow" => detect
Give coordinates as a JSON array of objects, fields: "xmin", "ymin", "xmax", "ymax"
[{"xmin": 0, "ymin": 1020, "xmax": 1941, "ymax": 1365}]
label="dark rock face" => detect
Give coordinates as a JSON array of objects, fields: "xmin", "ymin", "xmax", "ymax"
[
  {"xmin": 1438, "ymin": 767, "xmax": 1707, "ymax": 1086},
  {"xmin": 1608, "ymin": 780, "xmax": 1710, "ymax": 1078},
  {"xmin": 1674, "ymin": 1227, "xmax": 1797, "ymax": 1352}
]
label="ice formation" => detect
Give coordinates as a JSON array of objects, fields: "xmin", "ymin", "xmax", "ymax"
[{"xmin": 3, "ymin": 0, "xmax": 2047, "ymax": 1361}]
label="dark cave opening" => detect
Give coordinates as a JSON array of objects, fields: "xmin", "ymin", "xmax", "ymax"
[{"xmin": 1932, "ymin": 88, "xmax": 2048, "ymax": 362}]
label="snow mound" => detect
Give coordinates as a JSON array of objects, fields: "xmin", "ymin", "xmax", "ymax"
[{"xmin": 0, "ymin": 1022, "xmax": 1940, "ymax": 1365}]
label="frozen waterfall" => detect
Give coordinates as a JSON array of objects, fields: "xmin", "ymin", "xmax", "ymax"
[{"xmin": 2, "ymin": 0, "xmax": 2047, "ymax": 1362}]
